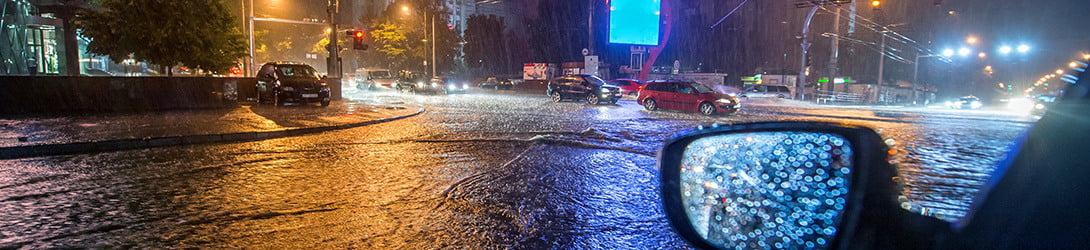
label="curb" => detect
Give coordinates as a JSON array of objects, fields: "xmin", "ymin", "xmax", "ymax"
[{"xmin": 0, "ymin": 106, "xmax": 425, "ymax": 160}]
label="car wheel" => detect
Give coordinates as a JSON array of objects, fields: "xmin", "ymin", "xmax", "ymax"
[
  {"xmin": 256, "ymin": 89, "xmax": 264, "ymax": 104},
  {"xmin": 644, "ymin": 99, "xmax": 657, "ymax": 111},
  {"xmin": 587, "ymin": 93, "xmax": 600, "ymax": 105},
  {"xmin": 777, "ymin": 94, "xmax": 786, "ymax": 98},
  {"xmin": 321, "ymin": 100, "xmax": 330, "ymax": 107},
  {"xmin": 552, "ymin": 91, "xmax": 562, "ymax": 103},
  {"xmin": 699, "ymin": 102, "xmax": 716, "ymax": 115}
]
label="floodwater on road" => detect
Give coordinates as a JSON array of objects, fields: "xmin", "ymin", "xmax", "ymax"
[{"xmin": 0, "ymin": 89, "xmax": 1033, "ymax": 248}]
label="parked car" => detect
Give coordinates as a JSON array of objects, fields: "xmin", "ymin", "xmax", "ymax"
[
  {"xmin": 946, "ymin": 95, "xmax": 983, "ymax": 109},
  {"xmin": 739, "ymin": 84, "xmax": 792, "ymax": 98},
  {"xmin": 255, "ymin": 62, "xmax": 331, "ymax": 106},
  {"xmin": 479, "ymin": 77, "xmax": 515, "ymax": 90},
  {"xmin": 637, "ymin": 80, "xmax": 740, "ymax": 115},
  {"xmin": 546, "ymin": 74, "xmax": 623, "ymax": 105},
  {"xmin": 356, "ymin": 68, "xmax": 397, "ymax": 90},
  {"xmin": 414, "ymin": 76, "xmax": 470, "ymax": 94},
  {"xmin": 608, "ymin": 78, "xmax": 644, "ymax": 95}
]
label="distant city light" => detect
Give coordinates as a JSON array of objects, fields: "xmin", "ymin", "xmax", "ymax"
[
  {"xmin": 1057, "ymin": 69, "xmax": 1065, "ymax": 74},
  {"xmin": 1070, "ymin": 61, "xmax": 1079, "ymax": 67},
  {"xmin": 967, "ymin": 37, "xmax": 978, "ymax": 44},
  {"xmin": 999, "ymin": 46, "xmax": 1012, "ymax": 54},
  {"xmin": 978, "ymin": 52, "xmax": 987, "ymax": 58},
  {"xmin": 958, "ymin": 48, "xmax": 971, "ymax": 56},
  {"xmin": 1083, "ymin": 54, "xmax": 1090, "ymax": 60},
  {"xmin": 1017, "ymin": 44, "xmax": 1030, "ymax": 53}
]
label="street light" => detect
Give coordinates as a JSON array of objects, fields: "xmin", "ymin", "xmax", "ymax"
[
  {"xmin": 871, "ymin": 0, "xmax": 881, "ymax": 7},
  {"xmin": 999, "ymin": 46, "xmax": 1012, "ymax": 54},
  {"xmin": 943, "ymin": 49, "xmax": 955, "ymax": 57},
  {"xmin": 978, "ymin": 52, "xmax": 987, "ymax": 58},
  {"xmin": 958, "ymin": 48, "xmax": 971, "ymax": 56},
  {"xmin": 967, "ymin": 36, "xmax": 978, "ymax": 44},
  {"xmin": 1083, "ymin": 54, "xmax": 1090, "ymax": 60},
  {"xmin": 1069, "ymin": 61, "xmax": 1079, "ymax": 68},
  {"xmin": 1057, "ymin": 69, "xmax": 1065, "ymax": 74}
]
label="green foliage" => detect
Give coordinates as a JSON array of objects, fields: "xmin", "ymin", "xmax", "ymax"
[
  {"xmin": 76, "ymin": 0, "xmax": 247, "ymax": 74},
  {"xmin": 363, "ymin": 0, "xmax": 460, "ymax": 74}
]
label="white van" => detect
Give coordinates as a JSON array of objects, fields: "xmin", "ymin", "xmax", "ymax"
[{"xmin": 739, "ymin": 84, "xmax": 791, "ymax": 98}]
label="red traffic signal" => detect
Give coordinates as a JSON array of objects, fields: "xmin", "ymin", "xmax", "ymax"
[{"xmin": 348, "ymin": 30, "xmax": 368, "ymax": 50}]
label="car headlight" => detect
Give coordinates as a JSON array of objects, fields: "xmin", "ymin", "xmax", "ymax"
[
  {"xmin": 431, "ymin": 82, "xmax": 438, "ymax": 87},
  {"xmin": 970, "ymin": 101, "xmax": 982, "ymax": 108},
  {"xmin": 282, "ymin": 86, "xmax": 295, "ymax": 92},
  {"xmin": 716, "ymin": 98, "xmax": 736, "ymax": 104},
  {"xmin": 462, "ymin": 84, "xmax": 469, "ymax": 89},
  {"xmin": 417, "ymin": 82, "xmax": 425, "ymax": 87},
  {"xmin": 600, "ymin": 88, "xmax": 611, "ymax": 93},
  {"xmin": 1035, "ymin": 103, "xmax": 1045, "ymax": 110}
]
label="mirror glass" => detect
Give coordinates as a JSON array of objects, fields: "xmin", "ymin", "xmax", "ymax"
[{"xmin": 680, "ymin": 132, "xmax": 853, "ymax": 249}]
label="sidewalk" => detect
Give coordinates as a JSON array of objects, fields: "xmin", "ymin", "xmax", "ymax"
[{"xmin": 0, "ymin": 98, "xmax": 423, "ymax": 159}]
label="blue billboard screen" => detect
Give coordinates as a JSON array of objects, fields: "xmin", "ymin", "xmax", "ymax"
[{"xmin": 608, "ymin": 0, "xmax": 661, "ymax": 46}]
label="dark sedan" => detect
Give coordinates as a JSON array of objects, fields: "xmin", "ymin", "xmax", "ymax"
[{"xmin": 255, "ymin": 62, "xmax": 331, "ymax": 106}]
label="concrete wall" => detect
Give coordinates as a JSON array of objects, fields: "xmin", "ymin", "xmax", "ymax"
[{"xmin": 0, "ymin": 76, "xmax": 258, "ymax": 115}]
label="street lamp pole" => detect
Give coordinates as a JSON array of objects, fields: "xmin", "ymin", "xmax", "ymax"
[
  {"xmin": 797, "ymin": 6, "xmax": 819, "ymax": 101},
  {"xmin": 247, "ymin": 0, "xmax": 255, "ymax": 76},
  {"xmin": 431, "ymin": 9, "xmax": 436, "ymax": 77},
  {"xmin": 328, "ymin": 0, "xmax": 340, "ymax": 78},
  {"xmin": 877, "ymin": 32, "xmax": 886, "ymax": 86}
]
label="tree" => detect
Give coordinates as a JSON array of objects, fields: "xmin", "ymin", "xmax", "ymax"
[
  {"xmin": 362, "ymin": 0, "xmax": 460, "ymax": 74},
  {"xmin": 464, "ymin": 14, "xmax": 508, "ymax": 75},
  {"xmin": 77, "ymin": 0, "xmax": 247, "ymax": 75}
]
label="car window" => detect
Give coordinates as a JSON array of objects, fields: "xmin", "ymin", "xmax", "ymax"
[
  {"xmin": 691, "ymin": 83, "xmax": 715, "ymax": 94},
  {"xmin": 276, "ymin": 65, "xmax": 319, "ymax": 79}
]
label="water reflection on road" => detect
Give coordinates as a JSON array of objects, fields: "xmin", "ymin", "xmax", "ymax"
[{"xmin": 0, "ymin": 89, "xmax": 1030, "ymax": 248}]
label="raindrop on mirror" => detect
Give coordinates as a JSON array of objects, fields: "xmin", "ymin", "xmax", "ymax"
[{"xmin": 680, "ymin": 132, "xmax": 852, "ymax": 249}]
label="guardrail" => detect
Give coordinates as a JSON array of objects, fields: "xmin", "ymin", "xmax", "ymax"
[{"xmin": 815, "ymin": 90, "xmax": 864, "ymax": 104}]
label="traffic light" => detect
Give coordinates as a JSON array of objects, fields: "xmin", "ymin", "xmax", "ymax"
[{"xmin": 348, "ymin": 30, "xmax": 368, "ymax": 50}]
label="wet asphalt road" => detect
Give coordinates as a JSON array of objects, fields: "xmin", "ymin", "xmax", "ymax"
[{"xmin": 0, "ymin": 88, "xmax": 1034, "ymax": 248}]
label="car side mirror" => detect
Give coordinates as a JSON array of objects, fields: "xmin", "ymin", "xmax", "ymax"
[{"xmin": 660, "ymin": 122, "xmax": 924, "ymax": 249}]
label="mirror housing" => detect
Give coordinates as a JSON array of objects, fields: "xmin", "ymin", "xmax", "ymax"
[{"xmin": 659, "ymin": 122, "xmax": 938, "ymax": 249}]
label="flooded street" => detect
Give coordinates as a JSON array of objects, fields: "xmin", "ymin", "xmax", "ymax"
[{"xmin": 0, "ymin": 89, "xmax": 1033, "ymax": 248}]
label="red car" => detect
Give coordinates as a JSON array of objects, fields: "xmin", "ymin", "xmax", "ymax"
[
  {"xmin": 608, "ymin": 78, "xmax": 644, "ymax": 95},
  {"xmin": 637, "ymin": 80, "xmax": 740, "ymax": 115}
]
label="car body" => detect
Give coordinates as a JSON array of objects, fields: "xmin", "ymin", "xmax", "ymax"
[
  {"xmin": 478, "ymin": 77, "xmax": 515, "ymax": 90},
  {"xmin": 637, "ymin": 80, "xmax": 740, "ymax": 115},
  {"xmin": 394, "ymin": 71, "xmax": 428, "ymax": 93},
  {"xmin": 608, "ymin": 79, "xmax": 644, "ymax": 95},
  {"xmin": 946, "ymin": 96, "xmax": 983, "ymax": 109},
  {"xmin": 739, "ymin": 84, "xmax": 792, "ymax": 98},
  {"xmin": 356, "ymin": 68, "xmax": 397, "ymax": 90},
  {"xmin": 546, "ymin": 74, "xmax": 623, "ymax": 105},
  {"xmin": 414, "ymin": 76, "xmax": 470, "ymax": 94},
  {"xmin": 255, "ymin": 62, "xmax": 331, "ymax": 106}
]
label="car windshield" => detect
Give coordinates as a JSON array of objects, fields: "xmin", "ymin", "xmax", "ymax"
[
  {"xmin": 369, "ymin": 71, "xmax": 393, "ymax": 79},
  {"xmin": 689, "ymin": 83, "xmax": 715, "ymax": 94},
  {"xmin": 276, "ymin": 65, "xmax": 319, "ymax": 79},
  {"xmin": 7, "ymin": 0, "xmax": 1088, "ymax": 248},
  {"xmin": 584, "ymin": 75, "xmax": 608, "ymax": 86}
]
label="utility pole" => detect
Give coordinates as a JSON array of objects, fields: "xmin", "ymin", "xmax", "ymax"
[
  {"xmin": 431, "ymin": 9, "xmax": 436, "ymax": 77},
  {"xmin": 247, "ymin": 0, "xmax": 254, "ymax": 76},
  {"xmin": 877, "ymin": 32, "xmax": 886, "ymax": 86},
  {"xmin": 797, "ymin": 6, "xmax": 819, "ymax": 100},
  {"xmin": 327, "ymin": 0, "xmax": 340, "ymax": 78},
  {"xmin": 827, "ymin": 7, "xmax": 840, "ymax": 92}
]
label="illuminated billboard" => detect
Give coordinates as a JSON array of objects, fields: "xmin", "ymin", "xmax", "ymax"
[{"xmin": 608, "ymin": 0, "xmax": 661, "ymax": 46}]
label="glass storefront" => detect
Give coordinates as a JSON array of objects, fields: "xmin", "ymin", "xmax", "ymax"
[{"xmin": 1, "ymin": 0, "xmax": 63, "ymax": 75}]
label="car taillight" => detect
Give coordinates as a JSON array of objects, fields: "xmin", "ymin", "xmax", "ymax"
[{"xmin": 639, "ymin": 85, "xmax": 645, "ymax": 89}]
